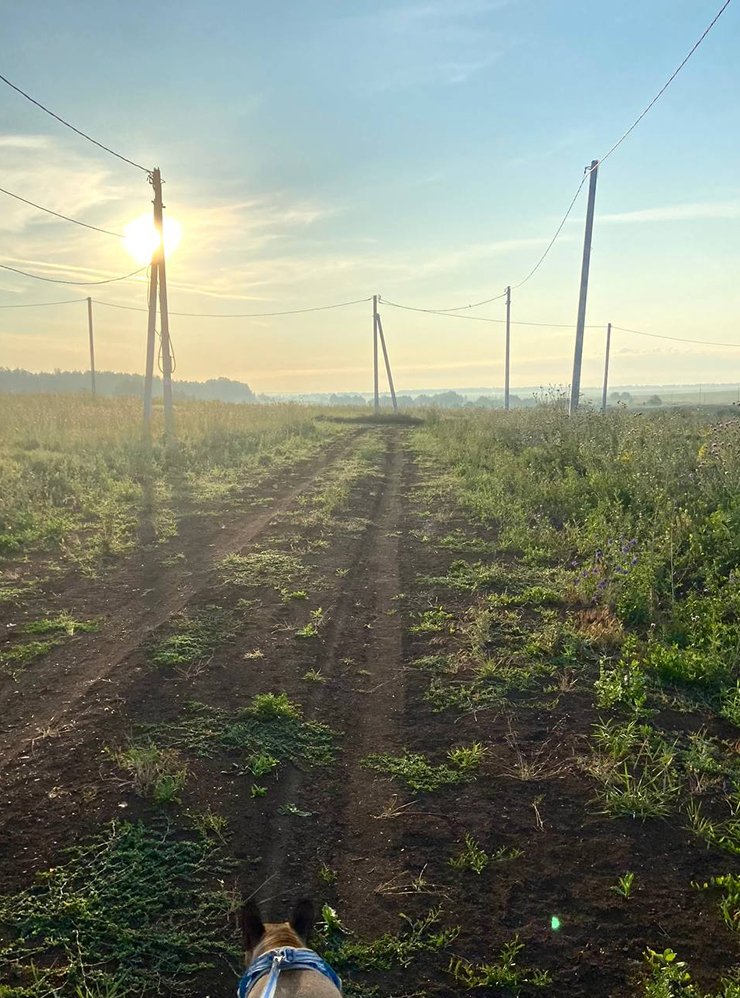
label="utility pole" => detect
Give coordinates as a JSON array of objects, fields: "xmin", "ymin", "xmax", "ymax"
[
  {"xmin": 601, "ymin": 322, "xmax": 612, "ymax": 413},
  {"xmin": 372, "ymin": 295, "xmax": 379, "ymax": 414},
  {"xmin": 569, "ymin": 160, "xmax": 599, "ymax": 415},
  {"xmin": 504, "ymin": 286, "xmax": 511, "ymax": 411},
  {"xmin": 375, "ymin": 311, "xmax": 398, "ymax": 412},
  {"xmin": 151, "ymin": 168, "xmax": 175, "ymax": 440},
  {"xmin": 142, "ymin": 257, "xmax": 159, "ymax": 435},
  {"xmin": 86, "ymin": 297, "xmax": 96, "ymax": 398}
]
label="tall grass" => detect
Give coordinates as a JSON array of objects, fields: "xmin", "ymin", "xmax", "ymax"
[
  {"xmin": 416, "ymin": 402, "xmax": 740, "ymax": 694},
  {"xmin": 0, "ymin": 394, "xmax": 350, "ymax": 572}
]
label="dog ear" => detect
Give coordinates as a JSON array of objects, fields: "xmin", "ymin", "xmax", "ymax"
[
  {"xmin": 240, "ymin": 899, "xmax": 266, "ymax": 952},
  {"xmin": 289, "ymin": 898, "xmax": 315, "ymax": 943}
]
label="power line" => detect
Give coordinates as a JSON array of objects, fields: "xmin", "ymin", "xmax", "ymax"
[
  {"xmin": 0, "ymin": 72, "xmax": 151, "ymax": 174},
  {"xmin": 380, "ymin": 298, "xmax": 600, "ymax": 328},
  {"xmin": 0, "ymin": 184, "xmax": 123, "ymax": 238},
  {"xmin": 612, "ymin": 325, "xmax": 740, "ymax": 348},
  {"xmin": 593, "ymin": 0, "xmax": 733, "ymax": 171},
  {"xmin": 0, "ymin": 261, "xmax": 147, "ymax": 286},
  {"xmin": 510, "ymin": 173, "xmax": 588, "ymax": 290},
  {"xmin": 0, "ymin": 297, "xmax": 83, "ymax": 309},
  {"xmin": 91, "ymin": 295, "xmax": 373, "ymax": 317}
]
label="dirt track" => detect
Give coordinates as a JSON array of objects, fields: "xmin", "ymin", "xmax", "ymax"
[{"xmin": 1, "ymin": 423, "xmax": 739, "ymax": 997}]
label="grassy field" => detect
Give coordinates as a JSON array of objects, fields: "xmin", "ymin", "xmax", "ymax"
[{"xmin": 2, "ymin": 396, "xmax": 740, "ymax": 997}]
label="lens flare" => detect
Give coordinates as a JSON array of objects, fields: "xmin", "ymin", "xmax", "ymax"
[
  {"xmin": 551, "ymin": 916, "xmax": 561, "ymax": 931},
  {"xmin": 123, "ymin": 214, "xmax": 182, "ymax": 265}
]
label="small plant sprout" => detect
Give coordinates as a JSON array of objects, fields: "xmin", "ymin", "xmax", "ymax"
[
  {"xmin": 319, "ymin": 863, "xmax": 337, "ymax": 885},
  {"xmin": 250, "ymin": 784, "xmax": 267, "ymax": 798},
  {"xmin": 448, "ymin": 742, "xmax": 486, "ymax": 771},
  {"xmin": 279, "ymin": 802, "xmax": 313, "ymax": 817},
  {"xmin": 610, "ymin": 872, "xmax": 636, "ymax": 899},
  {"xmin": 321, "ymin": 905, "xmax": 349, "ymax": 935},
  {"xmin": 449, "ymin": 834, "xmax": 489, "ymax": 874},
  {"xmin": 302, "ymin": 669, "xmax": 325, "ymax": 682},
  {"xmin": 296, "ymin": 622, "xmax": 320, "ymax": 639},
  {"xmin": 248, "ymin": 753, "xmax": 279, "ymax": 777}
]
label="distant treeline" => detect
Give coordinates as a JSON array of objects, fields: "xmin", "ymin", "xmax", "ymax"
[
  {"xmin": 307, "ymin": 390, "xmax": 533, "ymax": 409},
  {"xmin": 0, "ymin": 368, "xmax": 256, "ymax": 402},
  {"xmin": 0, "ymin": 368, "xmax": 537, "ymax": 408}
]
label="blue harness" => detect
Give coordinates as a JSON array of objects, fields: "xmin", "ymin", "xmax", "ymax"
[{"xmin": 237, "ymin": 947, "xmax": 342, "ymax": 998}]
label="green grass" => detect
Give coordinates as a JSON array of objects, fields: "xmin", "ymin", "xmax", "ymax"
[
  {"xmin": 361, "ymin": 745, "xmax": 483, "ymax": 793},
  {"xmin": 146, "ymin": 693, "xmax": 339, "ymax": 769},
  {"xmin": 0, "ymin": 394, "xmax": 351, "ymax": 573},
  {"xmin": 449, "ymin": 834, "xmax": 489, "ymax": 874},
  {"xmin": 23, "ymin": 612, "xmax": 100, "ymax": 635},
  {"xmin": 109, "ymin": 742, "xmax": 188, "ymax": 803},
  {"xmin": 0, "ymin": 638, "xmax": 60, "ymax": 678},
  {"xmin": 219, "ymin": 550, "xmax": 307, "ymax": 592},
  {"xmin": 0, "ymin": 819, "xmax": 235, "ymax": 998},
  {"xmin": 448, "ymin": 937, "xmax": 550, "ymax": 993},
  {"xmin": 149, "ymin": 607, "xmax": 235, "ymax": 668},
  {"xmin": 318, "ymin": 906, "xmax": 459, "ymax": 972}
]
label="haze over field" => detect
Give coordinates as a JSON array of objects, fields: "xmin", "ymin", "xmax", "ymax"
[{"xmin": 0, "ymin": 0, "xmax": 738, "ymax": 393}]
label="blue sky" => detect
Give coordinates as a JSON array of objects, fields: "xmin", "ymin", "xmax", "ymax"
[{"xmin": 0, "ymin": 0, "xmax": 738, "ymax": 392}]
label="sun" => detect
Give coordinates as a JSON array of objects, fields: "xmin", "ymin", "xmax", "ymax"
[{"xmin": 123, "ymin": 214, "xmax": 182, "ymax": 265}]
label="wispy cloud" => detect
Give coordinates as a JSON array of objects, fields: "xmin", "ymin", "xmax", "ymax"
[{"xmin": 599, "ymin": 202, "xmax": 740, "ymax": 225}]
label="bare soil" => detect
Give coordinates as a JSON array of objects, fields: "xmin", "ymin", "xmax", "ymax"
[{"xmin": 1, "ymin": 423, "xmax": 738, "ymax": 997}]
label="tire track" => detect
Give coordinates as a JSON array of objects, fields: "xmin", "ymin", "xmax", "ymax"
[
  {"xmin": 253, "ymin": 428, "xmax": 408, "ymax": 919},
  {"xmin": 0, "ymin": 432, "xmax": 366, "ymax": 772}
]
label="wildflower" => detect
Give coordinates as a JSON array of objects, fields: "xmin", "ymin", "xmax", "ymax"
[
  {"xmin": 631, "ymin": 557, "xmax": 638, "ymax": 565},
  {"xmin": 571, "ymin": 560, "xmax": 578, "ymax": 568},
  {"xmin": 595, "ymin": 550, "xmax": 603, "ymax": 560}
]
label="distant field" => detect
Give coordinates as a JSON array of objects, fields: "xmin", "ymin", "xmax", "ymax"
[{"xmin": 2, "ymin": 398, "xmax": 740, "ymax": 997}]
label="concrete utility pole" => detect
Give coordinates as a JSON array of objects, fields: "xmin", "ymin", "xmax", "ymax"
[
  {"xmin": 86, "ymin": 297, "xmax": 96, "ymax": 398},
  {"xmin": 504, "ymin": 286, "xmax": 511, "ymax": 411},
  {"xmin": 601, "ymin": 322, "xmax": 612, "ymax": 413},
  {"xmin": 372, "ymin": 294, "xmax": 379, "ymax": 414},
  {"xmin": 142, "ymin": 256, "xmax": 159, "ymax": 434},
  {"xmin": 569, "ymin": 160, "xmax": 599, "ymax": 415},
  {"xmin": 375, "ymin": 312, "xmax": 398, "ymax": 412}
]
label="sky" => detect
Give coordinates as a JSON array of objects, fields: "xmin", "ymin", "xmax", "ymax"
[{"xmin": 0, "ymin": 0, "xmax": 738, "ymax": 394}]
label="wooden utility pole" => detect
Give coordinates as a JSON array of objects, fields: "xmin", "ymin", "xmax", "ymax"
[
  {"xmin": 601, "ymin": 322, "xmax": 612, "ymax": 412},
  {"xmin": 569, "ymin": 160, "xmax": 599, "ymax": 415},
  {"xmin": 504, "ymin": 286, "xmax": 511, "ymax": 411},
  {"xmin": 151, "ymin": 168, "xmax": 175, "ymax": 439},
  {"xmin": 86, "ymin": 297, "xmax": 96, "ymax": 398},
  {"xmin": 372, "ymin": 294, "xmax": 379, "ymax": 414},
  {"xmin": 375, "ymin": 312, "xmax": 398, "ymax": 411}
]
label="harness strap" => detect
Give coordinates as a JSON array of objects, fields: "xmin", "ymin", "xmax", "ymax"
[{"xmin": 238, "ymin": 946, "xmax": 342, "ymax": 998}]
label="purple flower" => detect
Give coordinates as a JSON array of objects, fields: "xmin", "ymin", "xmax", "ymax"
[
  {"xmin": 592, "ymin": 567, "xmax": 599, "ymax": 574},
  {"xmin": 595, "ymin": 550, "xmax": 603, "ymax": 560},
  {"xmin": 571, "ymin": 560, "xmax": 578, "ymax": 568},
  {"xmin": 631, "ymin": 557, "xmax": 638, "ymax": 565}
]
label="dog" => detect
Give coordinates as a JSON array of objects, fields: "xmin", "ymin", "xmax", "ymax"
[{"xmin": 238, "ymin": 899, "xmax": 342, "ymax": 997}]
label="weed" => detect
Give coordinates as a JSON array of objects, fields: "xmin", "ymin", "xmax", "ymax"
[
  {"xmin": 23, "ymin": 612, "xmax": 99, "ymax": 636},
  {"xmin": 146, "ymin": 694, "xmax": 338, "ymax": 769},
  {"xmin": 447, "ymin": 742, "xmax": 486, "ymax": 771},
  {"xmin": 0, "ymin": 820, "xmax": 235, "ymax": 998},
  {"xmin": 448, "ymin": 937, "xmax": 549, "ymax": 992},
  {"xmin": 109, "ymin": 742, "xmax": 188, "ymax": 804},
  {"xmin": 410, "ymin": 607, "xmax": 455, "ymax": 634},
  {"xmin": 449, "ymin": 835, "xmax": 488, "ymax": 874},
  {"xmin": 189, "ymin": 808, "xmax": 228, "ymax": 842},
  {"xmin": 319, "ymin": 907, "xmax": 459, "ymax": 972},
  {"xmin": 319, "ymin": 863, "xmax": 338, "ymax": 885},
  {"xmin": 220, "ymin": 550, "xmax": 307, "ymax": 591},
  {"xmin": 149, "ymin": 607, "xmax": 234, "ymax": 669},
  {"xmin": 250, "ymin": 784, "xmax": 267, "ymax": 798},
  {"xmin": 610, "ymin": 872, "xmax": 636, "ymax": 899},
  {"xmin": 362, "ymin": 746, "xmax": 482, "ymax": 793},
  {"xmin": 0, "ymin": 638, "xmax": 60, "ymax": 678},
  {"xmin": 303, "ymin": 669, "xmax": 326, "ymax": 682},
  {"xmin": 279, "ymin": 802, "xmax": 313, "ymax": 817},
  {"xmin": 248, "ymin": 752, "xmax": 279, "ymax": 776},
  {"xmin": 640, "ymin": 947, "xmax": 740, "ymax": 997},
  {"xmin": 296, "ymin": 622, "xmax": 320, "ymax": 639}
]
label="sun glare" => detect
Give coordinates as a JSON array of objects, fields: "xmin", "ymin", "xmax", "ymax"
[{"xmin": 123, "ymin": 214, "xmax": 182, "ymax": 265}]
